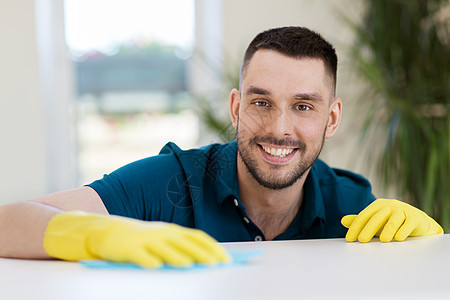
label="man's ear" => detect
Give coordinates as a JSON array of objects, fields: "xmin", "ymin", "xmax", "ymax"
[
  {"xmin": 229, "ymin": 89, "xmax": 241, "ymax": 129},
  {"xmin": 325, "ymin": 97, "xmax": 342, "ymax": 139}
]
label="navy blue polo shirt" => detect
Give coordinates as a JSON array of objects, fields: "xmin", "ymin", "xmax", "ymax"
[{"xmin": 88, "ymin": 141, "xmax": 375, "ymax": 242}]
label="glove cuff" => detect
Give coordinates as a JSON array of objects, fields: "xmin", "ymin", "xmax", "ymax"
[{"xmin": 43, "ymin": 211, "xmax": 100, "ymax": 261}]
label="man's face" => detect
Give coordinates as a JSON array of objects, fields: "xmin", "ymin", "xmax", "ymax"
[{"xmin": 230, "ymin": 49, "xmax": 341, "ymax": 190}]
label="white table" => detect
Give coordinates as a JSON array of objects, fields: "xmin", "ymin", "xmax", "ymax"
[{"xmin": 1, "ymin": 235, "xmax": 449, "ymax": 300}]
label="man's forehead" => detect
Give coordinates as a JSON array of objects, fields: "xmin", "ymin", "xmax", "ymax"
[
  {"xmin": 241, "ymin": 50, "xmax": 333, "ymax": 99},
  {"xmin": 244, "ymin": 49, "xmax": 325, "ymax": 71}
]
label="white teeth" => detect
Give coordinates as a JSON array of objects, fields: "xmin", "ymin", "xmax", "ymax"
[{"xmin": 261, "ymin": 145, "xmax": 294, "ymax": 158}]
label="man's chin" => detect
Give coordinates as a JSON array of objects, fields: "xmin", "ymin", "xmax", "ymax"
[
  {"xmin": 253, "ymin": 175, "xmax": 302, "ymax": 191},
  {"xmin": 247, "ymin": 164, "xmax": 308, "ymax": 190}
]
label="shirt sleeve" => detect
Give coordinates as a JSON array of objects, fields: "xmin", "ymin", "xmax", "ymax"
[
  {"xmin": 333, "ymin": 168, "xmax": 377, "ymax": 213},
  {"xmin": 86, "ymin": 147, "xmax": 186, "ymax": 221}
]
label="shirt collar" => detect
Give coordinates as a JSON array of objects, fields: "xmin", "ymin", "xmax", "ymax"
[{"xmin": 204, "ymin": 141, "xmax": 239, "ymax": 206}]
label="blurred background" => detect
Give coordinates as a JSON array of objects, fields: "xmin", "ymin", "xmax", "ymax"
[{"xmin": 0, "ymin": 0, "xmax": 448, "ymax": 228}]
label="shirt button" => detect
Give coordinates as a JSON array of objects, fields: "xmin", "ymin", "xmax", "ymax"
[
  {"xmin": 233, "ymin": 199, "xmax": 239, "ymax": 206},
  {"xmin": 255, "ymin": 235, "xmax": 263, "ymax": 241},
  {"xmin": 243, "ymin": 217, "xmax": 250, "ymax": 224}
]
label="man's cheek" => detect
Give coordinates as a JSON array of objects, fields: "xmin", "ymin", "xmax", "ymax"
[{"xmin": 242, "ymin": 106, "xmax": 276, "ymax": 132}]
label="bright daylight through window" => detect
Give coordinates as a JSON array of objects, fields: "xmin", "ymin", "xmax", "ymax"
[{"xmin": 64, "ymin": 0, "xmax": 197, "ymax": 185}]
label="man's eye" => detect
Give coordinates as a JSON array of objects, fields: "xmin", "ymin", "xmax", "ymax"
[
  {"xmin": 254, "ymin": 101, "xmax": 269, "ymax": 107},
  {"xmin": 296, "ymin": 105, "xmax": 310, "ymax": 111}
]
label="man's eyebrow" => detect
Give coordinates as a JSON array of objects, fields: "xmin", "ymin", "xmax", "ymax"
[
  {"xmin": 245, "ymin": 86, "xmax": 325, "ymax": 102},
  {"xmin": 292, "ymin": 92, "xmax": 324, "ymax": 102},
  {"xmin": 245, "ymin": 86, "xmax": 271, "ymax": 96}
]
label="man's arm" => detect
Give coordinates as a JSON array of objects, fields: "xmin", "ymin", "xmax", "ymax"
[
  {"xmin": 0, "ymin": 187, "xmax": 230, "ymax": 267},
  {"xmin": 0, "ymin": 187, "xmax": 107, "ymax": 259}
]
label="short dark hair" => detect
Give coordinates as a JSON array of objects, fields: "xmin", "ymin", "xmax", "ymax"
[{"xmin": 240, "ymin": 26, "xmax": 338, "ymax": 95}]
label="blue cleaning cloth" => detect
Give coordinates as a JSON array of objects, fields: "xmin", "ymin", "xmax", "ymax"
[{"xmin": 80, "ymin": 249, "xmax": 263, "ymax": 271}]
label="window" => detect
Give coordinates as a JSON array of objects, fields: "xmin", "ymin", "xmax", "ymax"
[{"xmin": 64, "ymin": 0, "xmax": 197, "ymax": 185}]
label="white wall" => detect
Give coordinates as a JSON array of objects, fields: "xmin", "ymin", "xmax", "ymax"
[
  {"xmin": 36, "ymin": 0, "xmax": 78, "ymax": 195},
  {"xmin": 0, "ymin": 0, "xmax": 77, "ymax": 205}
]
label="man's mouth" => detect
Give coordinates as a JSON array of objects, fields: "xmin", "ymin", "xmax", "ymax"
[{"xmin": 260, "ymin": 144, "xmax": 296, "ymax": 158}]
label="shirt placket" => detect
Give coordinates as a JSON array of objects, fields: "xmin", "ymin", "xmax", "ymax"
[{"xmin": 232, "ymin": 197, "xmax": 265, "ymax": 241}]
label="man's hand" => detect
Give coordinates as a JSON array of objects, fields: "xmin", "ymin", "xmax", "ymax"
[
  {"xmin": 341, "ymin": 199, "xmax": 443, "ymax": 243},
  {"xmin": 43, "ymin": 211, "xmax": 231, "ymax": 268}
]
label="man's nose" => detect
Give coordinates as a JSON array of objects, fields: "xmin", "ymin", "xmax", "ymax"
[{"xmin": 267, "ymin": 108, "xmax": 294, "ymax": 137}]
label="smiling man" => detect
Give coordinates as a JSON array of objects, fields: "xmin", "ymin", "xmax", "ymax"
[
  {"xmin": 230, "ymin": 36, "xmax": 342, "ymax": 240},
  {"xmin": 0, "ymin": 27, "xmax": 443, "ymax": 268}
]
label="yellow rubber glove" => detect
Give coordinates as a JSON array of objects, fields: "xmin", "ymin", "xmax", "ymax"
[
  {"xmin": 43, "ymin": 211, "xmax": 231, "ymax": 268},
  {"xmin": 341, "ymin": 199, "xmax": 444, "ymax": 243}
]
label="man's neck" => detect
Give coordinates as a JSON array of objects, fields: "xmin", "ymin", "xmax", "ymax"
[{"xmin": 237, "ymin": 160, "xmax": 310, "ymax": 240}]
